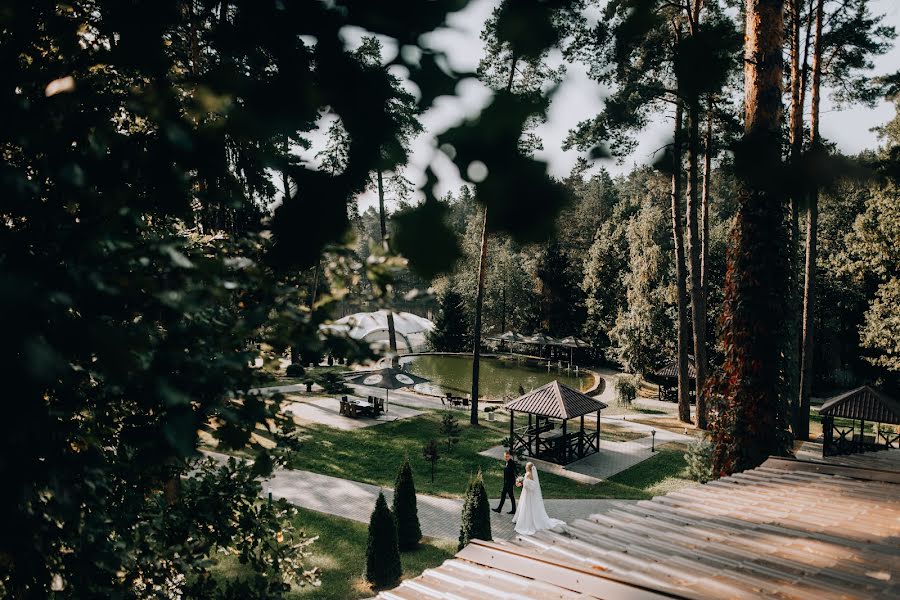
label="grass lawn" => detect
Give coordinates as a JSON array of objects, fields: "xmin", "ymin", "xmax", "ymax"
[
  {"xmin": 608, "ymin": 442, "xmax": 695, "ymax": 497},
  {"xmin": 601, "ymin": 422, "xmax": 648, "ymax": 442},
  {"xmin": 215, "ymin": 506, "xmax": 455, "ymax": 600},
  {"xmin": 287, "ymin": 412, "xmax": 683, "ymax": 500}
]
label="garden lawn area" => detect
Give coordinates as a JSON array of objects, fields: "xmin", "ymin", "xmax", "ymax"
[
  {"xmin": 287, "ymin": 412, "xmax": 685, "ymax": 500},
  {"xmin": 601, "ymin": 422, "xmax": 649, "ymax": 442},
  {"xmin": 608, "ymin": 443, "xmax": 695, "ymax": 497},
  {"xmin": 215, "ymin": 506, "xmax": 455, "ymax": 600}
]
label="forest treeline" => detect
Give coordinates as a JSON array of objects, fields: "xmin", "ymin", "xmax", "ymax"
[{"xmin": 358, "ymin": 128, "xmax": 900, "ymax": 400}]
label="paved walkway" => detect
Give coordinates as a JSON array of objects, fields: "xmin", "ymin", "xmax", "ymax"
[
  {"xmin": 281, "ymin": 396, "xmax": 423, "ymax": 430},
  {"xmin": 205, "ymin": 451, "xmax": 631, "ymax": 542}
]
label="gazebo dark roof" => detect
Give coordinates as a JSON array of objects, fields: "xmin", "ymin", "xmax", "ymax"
[
  {"xmin": 819, "ymin": 385, "xmax": 900, "ymax": 425},
  {"xmin": 503, "ymin": 380, "xmax": 607, "ymax": 419},
  {"xmin": 653, "ymin": 356, "xmax": 697, "ymax": 380}
]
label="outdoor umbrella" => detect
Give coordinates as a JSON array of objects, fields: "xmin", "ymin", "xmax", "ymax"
[
  {"xmin": 522, "ymin": 333, "xmax": 557, "ymax": 359},
  {"xmin": 497, "ymin": 331, "xmax": 525, "ymax": 353},
  {"xmin": 558, "ymin": 336, "xmax": 589, "ymax": 364},
  {"xmin": 343, "ymin": 367, "xmax": 429, "ymax": 412}
]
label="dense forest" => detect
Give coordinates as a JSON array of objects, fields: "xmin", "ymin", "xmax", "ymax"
[{"xmin": 366, "ymin": 120, "xmax": 900, "ymax": 400}]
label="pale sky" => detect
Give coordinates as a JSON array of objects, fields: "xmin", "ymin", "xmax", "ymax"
[{"xmin": 295, "ymin": 0, "xmax": 900, "ymax": 212}]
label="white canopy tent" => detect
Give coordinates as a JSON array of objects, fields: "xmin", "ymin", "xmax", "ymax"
[{"xmin": 320, "ymin": 310, "xmax": 434, "ymax": 353}]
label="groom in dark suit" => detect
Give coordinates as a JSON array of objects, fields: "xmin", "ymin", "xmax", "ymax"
[{"xmin": 492, "ymin": 450, "xmax": 517, "ymax": 514}]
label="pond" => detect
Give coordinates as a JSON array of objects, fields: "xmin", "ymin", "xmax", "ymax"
[{"xmin": 400, "ymin": 353, "xmax": 592, "ymax": 400}]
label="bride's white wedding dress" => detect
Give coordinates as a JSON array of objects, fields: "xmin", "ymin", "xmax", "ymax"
[{"xmin": 512, "ymin": 466, "xmax": 565, "ymax": 535}]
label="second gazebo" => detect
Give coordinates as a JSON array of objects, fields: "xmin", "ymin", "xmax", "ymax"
[
  {"xmin": 504, "ymin": 380, "xmax": 607, "ymax": 465},
  {"xmin": 652, "ymin": 356, "xmax": 697, "ymax": 402}
]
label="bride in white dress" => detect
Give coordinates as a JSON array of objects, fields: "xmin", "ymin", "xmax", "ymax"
[{"xmin": 512, "ymin": 462, "xmax": 566, "ymax": 535}]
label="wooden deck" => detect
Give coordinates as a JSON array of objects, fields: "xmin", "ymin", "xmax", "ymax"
[{"xmin": 377, "ymin": 453, "xmax": 900, "ymax": 600}]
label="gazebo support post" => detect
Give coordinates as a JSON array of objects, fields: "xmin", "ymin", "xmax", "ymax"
[
  {"xmin": 822, "ymin": 415, "xmax": 833, "ymax": 456},
  {"xmin": 596, "ymin": 411, "xmax": 601, "ymax": 451},
  {"xmin": 562, "ymin": 418, "xmax": 568, "ymax": 463},
  {"xmin": 579, "ymin": 415, "xmax": 585, "ymax": 458},
  {"xmin": 509, "ymin": 409, "xmax": 514, "ymax": 453},
  {"xmin": 528, "ymin": 413, "xmax": 533, "ymax": 457},
  {"xmin": 860, "ymin": 419, "xmax": 865, "ymax": 452}
]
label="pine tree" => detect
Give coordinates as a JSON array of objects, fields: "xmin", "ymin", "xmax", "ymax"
[
  {"xmin": 422, "ymin": 439, "xmax": 440, "ymax": 483},
  {"xmin": 713, "ymin": 0, "xmax": 792, "ymax": 476},
  {"xmin": 392, "ymin": 458, "xmax": 422, "ymax": 551},
  {"xmin": 365, "ymin": 492, "xmax": 402, "ymax": 588},
  {"xmin": 428, "ymin": 287, "xmax": 470, "ymax": 352},
  {"xmin": 440, "ymin": 411, "xmax": 462, "ymax": 452},
  {"xmin": 458, "ymin": 471, "xmax": 492, "ymax": 550}
]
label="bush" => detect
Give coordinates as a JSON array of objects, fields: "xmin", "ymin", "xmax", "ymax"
[
  {"xmin": 458, "ymin": 471, "xmax": 492, "ymax": 550},
  {"xmin": 392, "ymin": 457, "xmax": 422, "ymax": 551},
  {"xmin": 285, "ymin": 363, "xmax": 305, "ymax": 377},
  {"xmin": 316, "ymin": 370, "xmax": 350, "ymax": 394},
  {"xmin": 684, "ymin": 437, "xmax": 714, "ymax": 484},
  {"xmin": 365, "ymin": 492, "xmax": 402, "ymax": 588},
  {"xmin": 615, "ymin": 375, "xmax": 639, "ymax": 407}
]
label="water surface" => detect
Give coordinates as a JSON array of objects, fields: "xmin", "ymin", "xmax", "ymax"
[{"xmin": 401, "ymin": 354, "xmax": 591, "ymax": 400}]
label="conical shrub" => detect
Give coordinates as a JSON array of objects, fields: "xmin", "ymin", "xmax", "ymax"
[
  {"xmin": 365, "ymin": 492, "xmax": 402, "ymax": 587},
  {"xmin": 392, "ymin": 457, "xmax": 422, "ymax": 551},
  {"xmin": 458, "ymin": 470, "xmax": 492, "ymax": 550}
]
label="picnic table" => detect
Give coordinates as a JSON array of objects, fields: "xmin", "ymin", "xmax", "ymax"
[
  {"xmin": 339, "ymin": 395, "xmax": 385, "ymax": 418},
  {"xmin": 442, "ymin": 393, "xmax": 469, "ymax": 408}
]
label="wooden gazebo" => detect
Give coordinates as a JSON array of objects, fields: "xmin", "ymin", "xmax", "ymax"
[
  {"xmin": 819, "ymin": 385, "xmax": 900, "ymax": 456},
  {"xmin": 504, "ymin": 380, "xmax": 607, "ymax": 465},
  {"xmin": 652, "ymin": 357, "xmax": 696, "ymax": 402}
]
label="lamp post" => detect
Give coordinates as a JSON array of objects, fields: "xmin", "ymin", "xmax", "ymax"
[{"xmin": 651, "ymin": 429, "xmax": 656, "ymax": 452}]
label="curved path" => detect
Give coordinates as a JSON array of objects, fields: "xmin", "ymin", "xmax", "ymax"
[{"xmin": 206, "ymin": 451, "xmax": 632, "ymax": 542}]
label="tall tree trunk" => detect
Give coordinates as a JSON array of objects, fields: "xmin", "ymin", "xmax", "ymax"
[
  {"xmin": 700, "ymin": 96, "xmax": 713, "ymax": 292},
  {"xmin": 687, "ymin": 99, "xmax": 709, "ymax": 429},
  {"xmin": 671, "ymin": 102, "xmax": 692, "ymax": 425},
  {"xmin": 797, "ymin": 0, "xmax": 823, "ymax": 442},
  {"xmin": 470, "ymin": 52, "xmax": 517, "ymax": 424},
  {"xmin": 377, "ymin": 170, "xmax": 399, "ymax": 366},
  {"xmin": 786, "ymin": 0, "xmax": 804, "ymax": 437},
  {"xmin": 470, "ymin": 208, "xmax": 489, "ymax": 424},
  {"xmin": 713, "ymin": 0, "xmax": 788, "ymax": 476},
  {"xmin": 282, "ymin": 163, "xmax": 302, "ymax": 365},
  {"xmin": 187, "ymin": 1, "xmax": 200, "ymax": 77},
  {"xmin": 500, "ymin": 285, "xmax": 506, "ymax": 333}
]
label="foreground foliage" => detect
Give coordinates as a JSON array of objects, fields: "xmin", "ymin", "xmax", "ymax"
[{"xmin": 1, "ymin": 0, "xmax": 574, "ymax": 596}]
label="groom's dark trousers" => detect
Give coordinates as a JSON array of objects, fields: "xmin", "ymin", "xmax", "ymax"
[{"xmin": 496, "ymin": 458, "xmax": 517, "ymax": 512}]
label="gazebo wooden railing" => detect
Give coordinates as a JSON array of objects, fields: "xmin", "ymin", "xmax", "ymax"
[{"xmin": 819, "ymin": 385, "xmax": 900, "ymax": 457}]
